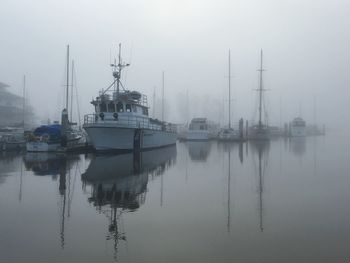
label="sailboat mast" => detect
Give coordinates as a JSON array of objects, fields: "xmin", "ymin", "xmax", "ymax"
[
  {"xmin": 70, "ymin": 60, "xmax": 74, "ymax": 121},
  {"xmin": 228, "ymin": 50, "xmax": 231, "ymax": 129},
  {"xmin": 258, "ymin": 49, "xmax": 263, "ymax": 127},
  {"xmin": 162, "ymin": 71, "xmax": 165, "ymax": 122},
  {"xmin": 66, "ymin": 45, "xmax": 70, "ymax": 112}
]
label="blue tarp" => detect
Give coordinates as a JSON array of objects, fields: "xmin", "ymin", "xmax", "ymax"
[{"xmin": 33, "ymin": 124, "xmax": 62, "ymax": 139}]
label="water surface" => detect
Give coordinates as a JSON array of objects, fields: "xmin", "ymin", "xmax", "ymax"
[{"xmin": 0, "ymin": 134, "xmax": 349, "ymax": 263}]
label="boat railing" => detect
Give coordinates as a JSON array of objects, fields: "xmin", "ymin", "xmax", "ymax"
[{"xmin": 84, "ymin": 114, "xmax": 176, "ymax": 133}]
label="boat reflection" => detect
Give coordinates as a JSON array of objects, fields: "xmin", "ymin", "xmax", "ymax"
[
  {"xmin": 23, "ymin": 152, "xmax": 80, "ymax": 176},
  {"xmin": 289, "ymin": 137, "xmax": 306, "ymax": 156},
  {"xmin": 250, "ymin": 141, "xmax": 270, "ymax": 232},
  {"xmin": 81, "ymin": 146, "xmax": 177, "ymax": 261},
  {"xmin": 186, "ymin": 141, "xmax": 212, "ymax": 161}
]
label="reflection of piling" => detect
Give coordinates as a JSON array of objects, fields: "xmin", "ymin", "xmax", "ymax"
[
  {"xmin": 239, "ymin": 118, "xmax": 244, "ymax": 140},
  {"xmin": 245, "ymin": 120, "xmax": 249, "ymax": 138},
  {"xmin": 288, "ymin": 122, "xmax": 291, "ymax": 137},
  {"xmin": 239, "ymin": 142, "xmax": 243, "ymax": 163},
  {"xmin": 284, "ymin": 123, "xmax": 289, "ymax": 137}
]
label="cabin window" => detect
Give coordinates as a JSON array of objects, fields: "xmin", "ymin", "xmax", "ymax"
[
  {"xmin": 126, "ymin": 104, "xmax": 131, "ymax": 112},
  {"xmin": 100, "ymin": 103, "xmax": 107, "ymax": 112},
  {"xmin": 108, "ymin": 102, "xmax": 115, "ymax": 112},
  {"xmin": 117, "ymin": 102, "xmax": 124, "ymax": 112},
  {"xmin": 142, "ymin": 107, "xmax": 148, "ymax": 116},
  {"xmin": 132, "ymin": 105, "xmax": 137, "ymax": 113}
]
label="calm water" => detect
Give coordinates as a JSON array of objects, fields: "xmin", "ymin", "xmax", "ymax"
[{"xmin": 1, "ymin": 134, "xmax": 350, "ymax": 263}]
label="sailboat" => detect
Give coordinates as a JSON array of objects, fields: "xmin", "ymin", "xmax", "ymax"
[
  {"xmin": 83, "ymin": 44, "xmax": 177, "ymax": 151},
  {"xmin": 218, "ymin": 50, "xmax": 240, "ymax": 141},
  {"xmin": 26, "ymin": 45, "xmax": 83, "ymax": 152},
  {"xmin": 248, "ymin": 50, "xmax": 270, "ymax": 140}
]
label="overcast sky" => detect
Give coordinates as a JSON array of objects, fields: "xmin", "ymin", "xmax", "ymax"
[{"xmin": 1, "ymin": 0, "xmax": 349, "ymax": 129}]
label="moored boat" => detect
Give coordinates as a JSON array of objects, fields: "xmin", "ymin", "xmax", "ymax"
[
  {"xmin": 186, "ymin": 118, "xmax": 211, "ymax": 141},
  {"xmin": 218, "ymin": 50, "xmax": 241, "ymax": 142},
  {"xmin": 83, "ymin": 44, "xmax": 177, "ymax": 152},
  {"xmin": 248, "ymin": 50, "xmax": 270, "ymax": 141},
  {"xmin": 290, "ymin": 117, "xmax": 306, "ymax": 137}
]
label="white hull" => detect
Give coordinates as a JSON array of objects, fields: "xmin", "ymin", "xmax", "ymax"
[
  {"xmin": 26, "ymin": 137, "xmax": 83, "ymax": 152},
  {"xmin": 217, "ymin": 129, "xmax": 241, "ymax": 141},
  {"xmin": 291, "ymin": 126, "xmax": 306, "ymax": 137},
  {"xmin": 186, "ymin": 130, "xmax": 210, "ymax": 141},
  {"xmin": 26, "ymin": 142, "xmax": 60, "ymax": 152},
  {"xmin": 84, "ymin": 125, "xmax": 177, "ymax": 151}
]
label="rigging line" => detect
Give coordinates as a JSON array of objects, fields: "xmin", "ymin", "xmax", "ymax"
[
  {"xmin": 102, "ymin": 78, "xmax": 118, "ymax": 95},
  {"xmin": 73, "ymin": 63, "xmax": 81, "ymax": 127}
]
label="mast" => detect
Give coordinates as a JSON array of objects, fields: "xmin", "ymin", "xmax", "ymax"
[
  {"xmin": 186, "ymin": 88, "xmax": 189, "ymax": 125},
  {"xmin": 153, "ymin": 86, "xmax": 156, "ymax": 118},
  {"xmin": 162, "ymin": 71, "xmax": 165, "ymax": 122},
  {"xmin": 258, "ymin": 49, "xmax": 264, "ymax": 128},
  {"xmin": 66, "ymin": 45, "xmax": 70, "ymax": 112},
  {"xmin": 228, "ymin": 50, "xmax": 231, "ymax": 129},
  {"xmin": 22, "ymin": 75, "xmax": 26, "ymax": 129},
  {"xmin": 70, "ymin": 60, "xmax": 74, "ymax": 121},
  {"xmin": 117, "ymin": 43, "xmax": 121, "ymax": 94},
  {"xmin": 109, "ymin": 43, "xmax": 129, "ymax": 96}
]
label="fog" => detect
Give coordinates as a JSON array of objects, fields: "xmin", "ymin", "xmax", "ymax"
[{"xmin": 1, "ymin": 0, "xmax": 349, "ymax": 129}]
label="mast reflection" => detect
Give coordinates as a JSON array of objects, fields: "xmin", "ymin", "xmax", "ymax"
[
  {"xmin": 81, "ymin": 146, "xmax": 177, "ymax": 261},
  {"xmin": 23, "ymin": 152, "xmax": 81, "ymax": 249},
  {"xmin": 250, "ymin": 141, "xmax": 270, "ymax": 232}
]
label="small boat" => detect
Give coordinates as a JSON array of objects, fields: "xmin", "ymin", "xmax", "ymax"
[
  {"xmin": 26, "ymin": 111, "xmax": 83, "ymax": 152},
  {"xmin": 83, "ymin": 44, "xmax": 177, "ymax": 152},
  {"xmin": 186, "ymin": 118, "xmax": 211, "ymax": 141},
  {"xmin": 26, "ymin": 46, "xmax": 85, "ymax": 152},
  {"xmin": 0, "ymin": 127, "xmax": 25, "ymax": 151},
  {"xmin": 290, "ymin": 117, "xmax": 306, "ymax": 137}
]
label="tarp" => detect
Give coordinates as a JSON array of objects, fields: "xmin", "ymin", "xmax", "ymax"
[{"xmin": 34, "ymin": 124, "xmax": 61, "ymax": 138}]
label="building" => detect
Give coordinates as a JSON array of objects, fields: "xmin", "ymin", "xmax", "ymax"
[{"xmin": 0, "ymin": 81, "xmax": 35, "ymax": 128}]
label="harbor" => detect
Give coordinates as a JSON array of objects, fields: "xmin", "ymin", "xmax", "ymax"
[{"xmin": 1, "ymin": 0, "xmax": 348, "ymax": 262}]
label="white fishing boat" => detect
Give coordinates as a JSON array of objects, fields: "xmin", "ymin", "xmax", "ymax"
[
  {"xmin": 290, "ymin": 117, "xmax": 306, "ymax": 137},
  {"xmin": 186, "ymin": 118, "xmax": 211, "ymax": 141},
  {"xmin": 218, "ymin": 50, "xmax": 241, "ymax": 141},
  {"xmin": 83, "ymin": 44, "xmax": 177, "ymax": 152},
  {"xmin": 249, "ymin": 50, "xmax": 270, "ymax": 141}
]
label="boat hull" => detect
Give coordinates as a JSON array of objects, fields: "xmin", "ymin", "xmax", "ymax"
[
  {"xmin": 248, "ymin": 126, "xmax": 270, "ymax": 140},
  {"xmin": 186, "ymin": 130, "xmax": 210, "ymax": 141},
  {"xmin": 26, "ymin": 142, "xmax": 60, "ymax": 152},
  {"xmin": 26, "ymin": 137, "xmax": 83, "ymax": 152},
  {"xmin": 290, "ymin": 126, "xmax": 306, "ymax": 137},
  {"xmin": 84, "ymin": 125, "xmax": 177, "ymax": 151}
]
